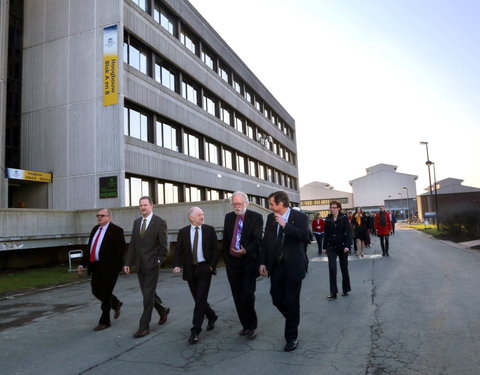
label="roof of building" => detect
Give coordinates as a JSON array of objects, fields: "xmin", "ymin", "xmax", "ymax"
[
  {"xmin": 349, "ymin": 163, "xmax": 418, "ymax": 184},
  {"xmin": 421, "ymin": 178, "xmax": 480, "ymax": 195}
]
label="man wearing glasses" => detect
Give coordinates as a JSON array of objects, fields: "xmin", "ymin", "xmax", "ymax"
[
  {"xmin": 78, "ymin": 208, "xmax": 126, "ymax": 331},
  {"xmin": 223, "ymin": 192, "xmax": 263, "ymax": 340}
]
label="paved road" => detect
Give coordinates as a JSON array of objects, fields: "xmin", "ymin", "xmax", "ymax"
[{"xmin": 1, "ymin": 226, "xmax": 479, "ymax": 375}]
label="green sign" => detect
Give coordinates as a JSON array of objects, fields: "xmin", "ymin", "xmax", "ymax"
[{"xmin": 99, "ymin": 176, "xmax": 118, "ymax": 198}]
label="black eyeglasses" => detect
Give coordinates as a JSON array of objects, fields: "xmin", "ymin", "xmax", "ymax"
[{"xmin": 96, "ymin": 214, "xmax": 109, "ymax": 218}]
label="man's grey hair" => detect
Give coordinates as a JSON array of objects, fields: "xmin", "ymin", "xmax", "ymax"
[
  {"xmin": 98, "ymin": 208, "xmax": 112, "ymax": 217},
  {"xmin": 187, "ymin": 206, "xmax": 201, "ymax": 218},
  {"xmin": 232, "ymin": 191, "xmax": 249, "ymax": 204}
]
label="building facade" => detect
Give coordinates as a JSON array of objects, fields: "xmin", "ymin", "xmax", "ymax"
[
  {"xmin": 300, "ymin": 181, "xmax": 353, "ymax": 218},
  {"xmin": 349, "ymin": 164, "xmax": 417, "ymax": 217},
  {"xmin": 417, "ymin": 178, "xmax": 480, "ymax": 222},
  {"xmin": 0, "ymin": 0, "xmax": 299, "ymax": 209}
]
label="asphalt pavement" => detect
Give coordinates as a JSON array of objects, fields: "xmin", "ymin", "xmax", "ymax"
[{"xmin": 1, "ymin": 225, "xmax": 480, "ymax": 375}]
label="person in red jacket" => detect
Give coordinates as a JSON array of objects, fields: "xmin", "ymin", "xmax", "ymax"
[
  {"xmin": 374, "ymin": 206, "xmax": 392, "ymax": 256},
  {"xmin": 311, "ymin": 214, "xmax": 325, "ymax": 255}
]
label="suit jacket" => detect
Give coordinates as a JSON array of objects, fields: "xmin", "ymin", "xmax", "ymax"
[
  {"xmin": 323, "ymin": 213, "xmax": 353, "ymax": 250},
  {"xmin": 260, "ymin": 208, "xmax": 310, "ymax": 282},
  {"xmin": 124, "ymin": 214, "xmax": 168, "ymax": 273},
  {"xmin": 174, "ymin": 224, "xmax": 219, "ymax": 281},
  {"xmin": 82, "ymin": 222, "xmax": 126, "ymax": 276},
  {"xmin": 222, "ymin": 209, "xmax": 263, "ymax": 265}
]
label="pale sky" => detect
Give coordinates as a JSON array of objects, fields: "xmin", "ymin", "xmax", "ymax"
[{"xmin": 189, "ymin": 0, "xmax": 480, "ymax": 194}]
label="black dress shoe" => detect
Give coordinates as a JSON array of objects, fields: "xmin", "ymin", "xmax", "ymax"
[
  {"xmin": 207, "ymin": 315, "xmax": 217, "ymax": 331},
  {"xmin": 245, "ymin": 329, "xmax": 257, "ymax": 340},
  {"xmin": 114, "ymin": 301, "xmax": 123, "ymax": 319},
  {"xmin": 188, "ymin": 333, "xmax": 199, "ymax": 344},
  {"xmin": 133, "ymin": 329, "xmax": 150, "ymax": 338},
  {"xmin": 159, "ymin": 307, "xmax": 170, "ymax": 325},
  {"xmin": 284, "ymin": 339, "xmax": 298, "ymax": 352},
  {"xmin": 94, "ymin": 324, "xmax": 110, "ymax": 331},
  {"xmin": 239, "ymin": 329, "xmax": 248, "ymax": 336},
  {"xmin": 342, "ymin": 292, "xmax": 349, "ymax": 296},
  {"xmin": 327, "ymin": 294, "xmax": 337, "ymax": 300}
]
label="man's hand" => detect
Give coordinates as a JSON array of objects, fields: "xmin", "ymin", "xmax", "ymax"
[
  {"xmin": 259, "ymin": 265, "xmax": 268, "ymax": 277},
  {"xmin": 123, "ymin": 266, "xmax": 130, "ymax": 275},
  {"xmin": 274, "ymin": 213, "xmax": 286, "ymax": 227},
  {"xmin": 344, "ymin": 247, "xmax": 349, "ymax": 253},
  {"xmin": 172, "ymin": 267, "xmax": 181, "ymax": 273},
  {"xmin": 77, "ymin": 265, "xmax": 84, "ymax": 275}
]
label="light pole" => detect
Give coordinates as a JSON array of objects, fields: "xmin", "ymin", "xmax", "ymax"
[
  {"xmin": 398, "ymin": 192, "xmax": 404, "ymax": 219},
  {"xmin": 426, "ymin": 160, "xmax": 439, "ymax": 230},
  {"xmin": 403, "ymin": 186, "xmax": 410, "ymax": 223},
  {"xmin": 420, "ymin": 141, "xmax": 434, "ymax": 221}
]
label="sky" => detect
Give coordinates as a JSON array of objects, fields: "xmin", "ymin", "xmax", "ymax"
[{"xmin": 189, "ymin": 0, "xmax": 480, "ymax": 194}]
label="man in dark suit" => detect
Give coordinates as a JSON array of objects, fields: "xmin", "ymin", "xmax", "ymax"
[
  {"xmin": 173, "ymin": 207, "xmax": 219, "ymax": 344},
  {"xmin": 124, "ymin": 196, "xmax": 170, "ymax": 338},
  {"xmin": 78, "ymin": 208, "xmax": 126, "ymax": 331},
  {"xmin": 223, "ymin": 191, "xmax": 263, "ymax": 340},
  {"xmin": 259, "ymin": 191, "xmax": 310, "ymax": 352}
]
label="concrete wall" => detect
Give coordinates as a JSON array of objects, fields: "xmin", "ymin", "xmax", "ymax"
[
  {"xmin": 0, "ymin": 1, "xmax": 9, "ymax": 208},
  {"xmin": 21, "ymin": 0, "xmax": 125, "ymax": 210},
  {"xmin": 0, "ymin": 200, "xmax": 271, "ymax": 251}
]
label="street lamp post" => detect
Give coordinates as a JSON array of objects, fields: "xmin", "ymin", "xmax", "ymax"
[
  {"xmin": 398, "ymin": 192, "xmax": 404, "ymax": 220},
  {"xmin": 426, "ymin": 160, "xmax": 439, "ymax": 230},
  {"xmin": 403, "ymin": 187, "xmax": 410, "ymax": 223},
  {"xmin": 420, "ymin": 141, "xmax": 434, "ymax": 222}
]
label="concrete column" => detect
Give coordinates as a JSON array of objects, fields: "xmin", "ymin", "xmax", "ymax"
[{"xmin": 0, "ymin": 1, "xmax": 10, "ymax": 208}]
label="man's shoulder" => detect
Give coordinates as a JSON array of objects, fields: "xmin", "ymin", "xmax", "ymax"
[
  {"xmin": 151, "ymin": 214, "xmax": 167, "ymax": 224},
  {"xmin": 246, "ymin": 209, "xmax": 262, "ymax": 219},
  {"xmin": 108, "ymin": 222, "xmax": 124, "ymax": 231},
  {"xmin": 202, "ymin": 223, "xmax": 215, "ymax": 231}
]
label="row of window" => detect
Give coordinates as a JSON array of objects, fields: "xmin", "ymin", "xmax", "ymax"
[
  {"xmin": 124, "ymin": 102, "xmax": 298, "ymax": 190},
  {"xmin": 123, "ymin": 32, "xmax": 295, "ymax": 165},
  {"xmin": 125, "ymin": 175, "xmax": 271, "ymax": 208},
  {"xmin": 301, "ymin": 198, "xmax": 350, "ymax": 206},
  {"xmin": 128, "ymin": 0, "xmax": 294, "ymax": 140}
]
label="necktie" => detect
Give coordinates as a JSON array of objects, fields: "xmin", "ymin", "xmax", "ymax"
[
  {"xmin": 275, "ymin": 224, "xmax": 284, "ymax": 262},
  {"xmin": 192, "ymin": 226, "xmax": 199, "ymax": 265},
  {"xmin": 235, "ymin": 218, "xmax": 243, "ymax": 249},
  {"xmin": 229, "ymin": 216, "xmax": 244, "ymax": 257},
  {"xmin": 140, "ymin": 218, "xmax": 147, "ymax": 237},
  {"xmin": 90, "ymin": 227, "xmax": 102, "ymax": 262}
]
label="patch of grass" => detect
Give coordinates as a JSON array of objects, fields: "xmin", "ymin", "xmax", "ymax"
[
  {"xmin": 0, "ymin": 265, "xmax": 87, "ymax": 296},
  {"xmin": 409, "ymin": 224, "xmax": 477, "ymax": 243}
]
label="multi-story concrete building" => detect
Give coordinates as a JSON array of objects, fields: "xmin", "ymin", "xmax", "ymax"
[{"xmin": 0, "ymin": 0, "xmax": 299, "ymax": 209}]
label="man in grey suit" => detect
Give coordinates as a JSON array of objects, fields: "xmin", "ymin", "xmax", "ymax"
[{"xmin": 124, "ymin": 196, "xmax": 170, "ymax": 338}]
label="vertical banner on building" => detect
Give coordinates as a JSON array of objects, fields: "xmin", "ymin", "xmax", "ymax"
[{"xmin": 103, "ymin": 25, "xmax": 118, "ymax": 106}]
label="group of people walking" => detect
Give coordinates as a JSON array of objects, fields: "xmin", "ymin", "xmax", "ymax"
[
  {"xmin": 77, "ymin": 192, "xmax": 394, "ymax": 352},
  {"xmin": 78, "ymin": 190, "xmax": 310, "ymax": 352},
  {"xmin": 311, "ymin": 203, "xmax": 394, "ymax": 300}
]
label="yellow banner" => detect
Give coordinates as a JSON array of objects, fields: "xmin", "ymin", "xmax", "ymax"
[
  {"xmin": 103, "ymin": 25, "xmax": 118, "ymax": 106},
  {"xmin": 6, "ymin": 168, "xmax": 52, "ymax": 183}
]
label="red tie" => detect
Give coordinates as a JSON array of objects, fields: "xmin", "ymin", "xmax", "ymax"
[{"xmin": 89, "ymin": 227, "xmax": 103, "ymax": 262}]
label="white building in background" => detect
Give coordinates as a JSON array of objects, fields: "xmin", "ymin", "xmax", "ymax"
[
  {"xmin": 349, "ymin": 164, "xmax": 417, "ymax": 216},
  {"xmin": 300, "ymin": 181, "xmax": 353, "ymax": 218}
]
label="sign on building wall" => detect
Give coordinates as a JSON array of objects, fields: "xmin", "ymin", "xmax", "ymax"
[
  {"xmin": 103, "ymin": 25, "xmax": 118, "ymax": 106},
  {"xmin": 99, "ymin": 176, "xmax": 118, "ymax": 199},
  {"xmin": 6, "ymin": 168, "xmax": 52, "ymax": 183}
]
